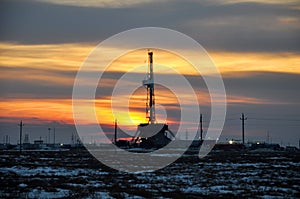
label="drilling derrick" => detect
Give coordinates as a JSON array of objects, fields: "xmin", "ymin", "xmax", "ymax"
[
  {"xmin": 143, "ymin": 51, "xmax": 156, "ymax": 124},
  {"xmin": 130, "ymin": 51, "xmax": 175, "ymax": 149}
]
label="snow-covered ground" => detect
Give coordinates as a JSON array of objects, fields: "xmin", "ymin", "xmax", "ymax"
[{"xmin": 0, "ymin": 150, "xmax": 299, "ymax": 198}]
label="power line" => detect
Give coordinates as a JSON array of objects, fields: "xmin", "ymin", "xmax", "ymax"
[{"xmin": 248, "ymin": 117, "xmax": 300, "ymax": 122}]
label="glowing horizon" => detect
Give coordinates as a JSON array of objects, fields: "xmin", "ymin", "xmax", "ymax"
[{"xmin": 1, "ymin": 42, "xmax": 299, "ymax": 128}]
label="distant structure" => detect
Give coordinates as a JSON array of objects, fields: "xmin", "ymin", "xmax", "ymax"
[
  {"xmin": 48, "ymin": 128, "xmax": 51, "ymax": 144},
  {"xmin": 34, "ymin": 140, "xmax": 43, "ymax": 144},
  {"xmin": 24, "ymin": 134, "xmax": 30, "ymax": 144},
  {"xmin": 33, "ymin": 140, "xmax": 44, "ymax": 149},
  {"xmin": 3, "ymin": 135, "xmax": 10, "ymax": 145},
  {"xmin": 18, "ymin": 120, "xmax": 24, "ymax": 153}
]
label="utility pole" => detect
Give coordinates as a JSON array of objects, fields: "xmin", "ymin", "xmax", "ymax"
[
  {"xmin": 240, "ymin": 113, "xmax": 247, "ymax": 145},
  {"xmin": 267, "ymin": 131, "xmax": 270, "ymax": 144},
  {"xmin": 18, "ymin": 120, "xmax": 24, "ymax": 154},
  {"xmin": 114, "ymin": 119, "xmax": 117, "ymax": 144},
  {"xmin": 200, "ymin": 114, "xmax": 203, "ymax": 142},
  {"xmin": 48, "ymin": 128, "xmax": 51, "ymax": 144}
]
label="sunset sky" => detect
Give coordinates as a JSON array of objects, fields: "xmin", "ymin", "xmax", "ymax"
[{"xmin": 1, "ymin": 0, "xmax": 300, "ymax": 146}]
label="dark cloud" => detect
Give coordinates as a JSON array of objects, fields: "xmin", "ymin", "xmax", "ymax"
[
  {"xmin": 0, "ymin": 0, "xmax": 299, "ymax": 51},
  {"xmin": 222, "ymin": 71, "xmax": 300, "ymax": 104},
  {"xmin": 0, "ymin": 66, "xmax": 75, "ymax": 99},
  {"xmin": 1, "ymin": 68, "xmax": 300, "ymax": 106},
  {"xmin": 0, "ymin": 78, "xmax": 70, "ymax": 99}
]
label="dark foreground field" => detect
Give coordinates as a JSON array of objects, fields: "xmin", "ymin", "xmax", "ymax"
[{"xmin": 0, "ymin": 149, "xmax": 299, "ymax": 198}]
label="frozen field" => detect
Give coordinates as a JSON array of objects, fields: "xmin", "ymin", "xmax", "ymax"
[{"xmin": 0, "ymin": 149, "xmax": 299, "ymax": 198}]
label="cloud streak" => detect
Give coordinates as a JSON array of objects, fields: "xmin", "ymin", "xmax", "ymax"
[{"xmin": 1, "ymin": 0, "xmax": 299, "ymax": 51}]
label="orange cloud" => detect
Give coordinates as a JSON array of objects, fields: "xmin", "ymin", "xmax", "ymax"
[
  {"xmin": 0, "ymin": 99, "xmax": 73, "ymax": 124},
  {"xmin": 1, "ymin": 42, "xmax": 299, "ymax": 127},
  {"xmin": 210, "ymin": 51, "xmax": 300, "ymax": 74},
  {"xmin": 2, "ymin": 42, "xmax": 300, "ymax": 76}
]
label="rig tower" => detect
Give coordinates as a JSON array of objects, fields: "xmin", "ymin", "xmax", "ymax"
[
  {"xmin": 132, "ymin": 51, "xmax": 175, "ymax": 148},
  {"xmin": 143, "ymin": 51, "xmax": 156, "ymax": 124}
]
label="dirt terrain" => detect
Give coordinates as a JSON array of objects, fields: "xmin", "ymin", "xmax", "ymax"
[{"xmin": 0, "ymin": 149, "xmax": 299, "ymax": 198}]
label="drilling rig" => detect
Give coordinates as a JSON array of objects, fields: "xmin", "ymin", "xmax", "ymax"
[{"xmin": 131, "ymin": 51, "xmax": 175, "ymax": 149}]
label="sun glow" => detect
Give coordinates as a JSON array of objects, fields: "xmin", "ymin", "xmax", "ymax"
[{"xmin": 1, "ymin": 42, "xmax": 300, "ymax": 127}]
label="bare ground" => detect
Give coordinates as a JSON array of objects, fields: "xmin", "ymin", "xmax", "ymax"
[{"xmin": 0, "ymin": 149, "xmax": 299, "ymax": 198}]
